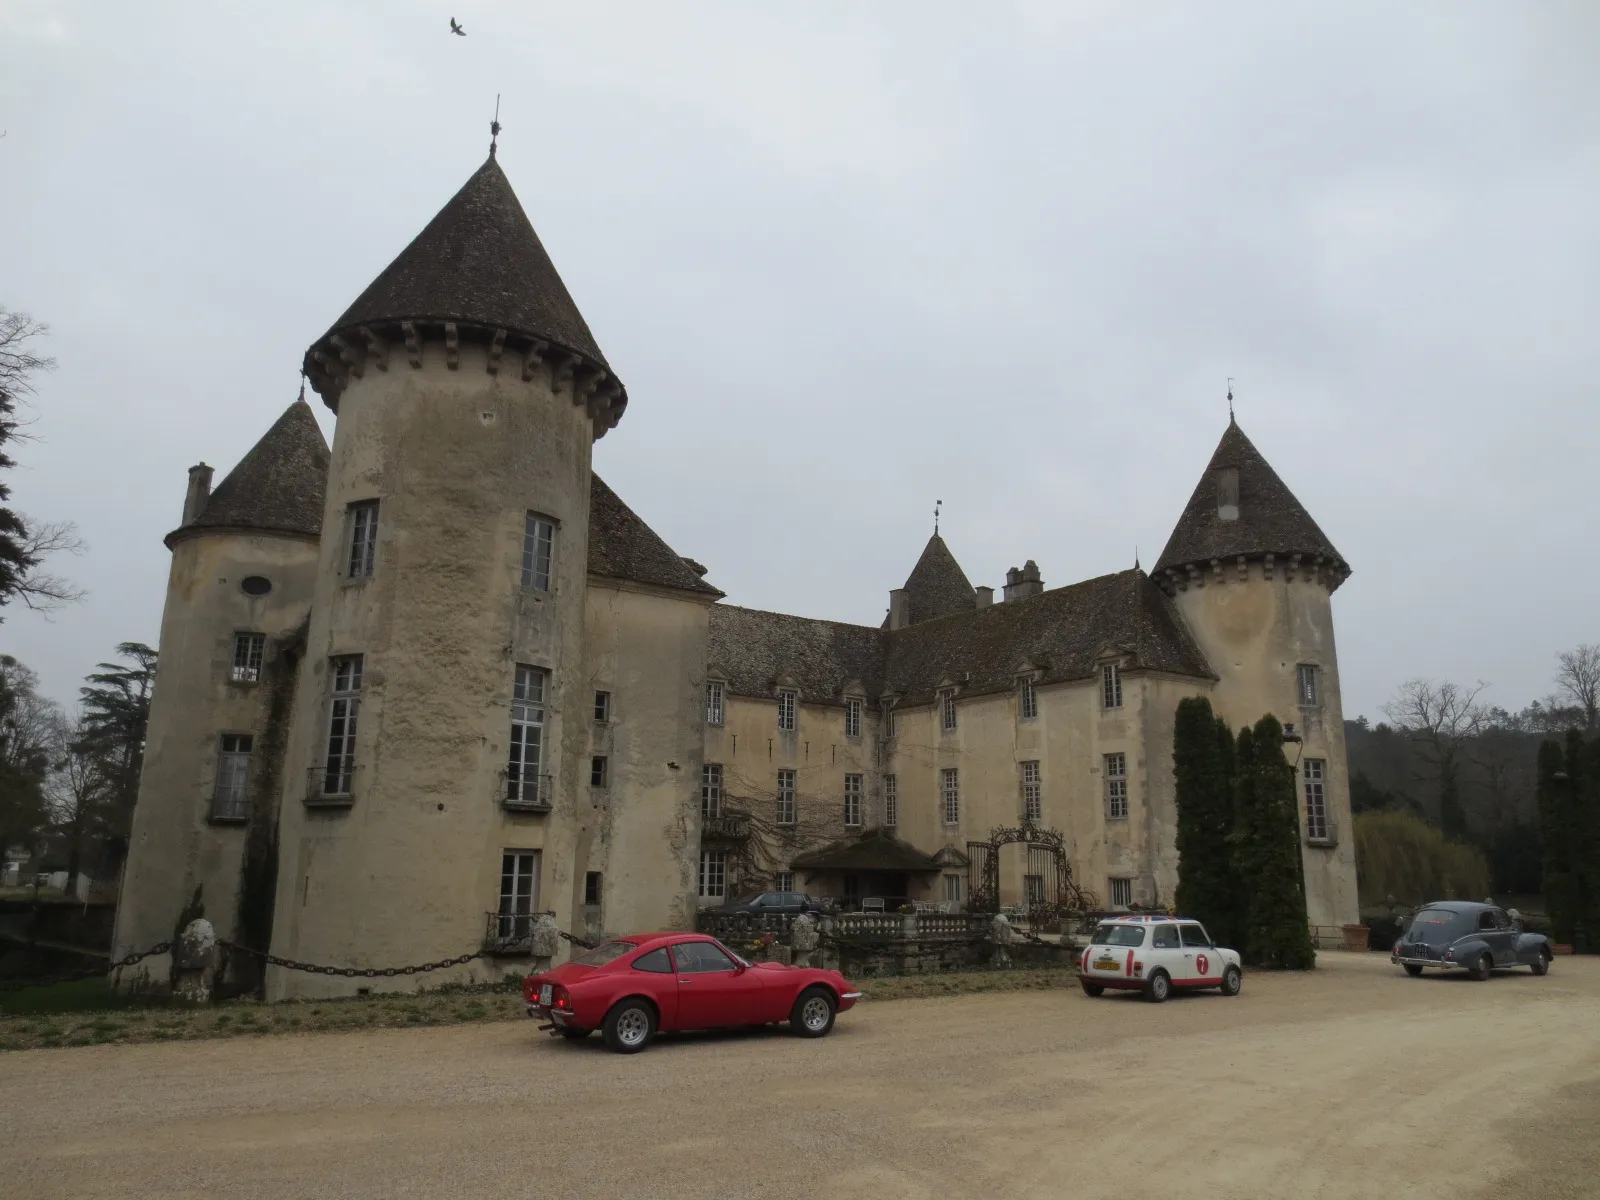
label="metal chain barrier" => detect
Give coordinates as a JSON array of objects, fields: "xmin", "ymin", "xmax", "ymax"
[
  {"xmin": 555, "ymin": 929, "xmax": 597, "ymax": 950},
  {"xmin": 219, "ymin": 940, "xmax": 485, "ymax": 978},
  {"xmin": 0, "ymin": 940, "xmax": 172, "ymax": 993}
]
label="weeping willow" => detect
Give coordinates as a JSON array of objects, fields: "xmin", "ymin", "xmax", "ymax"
[{"xmin": 1354, "ymin": 811, "xmax": 1490, "ymax": 907}]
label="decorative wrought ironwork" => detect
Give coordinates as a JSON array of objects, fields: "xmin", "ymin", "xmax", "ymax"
[{"xmin": 965, "ymin": 824, "xmax": 1094, "ymax": 927}]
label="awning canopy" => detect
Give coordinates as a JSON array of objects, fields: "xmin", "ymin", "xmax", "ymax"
[{"xmin": 790, "ymin": 827, "xmax": 943, "ymax": 874}]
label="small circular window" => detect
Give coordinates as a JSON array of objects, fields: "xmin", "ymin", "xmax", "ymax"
[{"xmin": 240, "ymin": 576, "xmax": 272, "ymax": 597}]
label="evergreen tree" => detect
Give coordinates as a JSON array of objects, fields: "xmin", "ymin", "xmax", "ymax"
[
  {"xmin": 1232, "ymin": 715, "xmax": 1315, "ymax": 969},
  {"xmin": 1173, "ymin": 697, "xmax": 1244, "ymax": 949},
  {"xmin": 76, "ymin": 642, "xmax": 157, "ymax": 869},
  {"xmin": 1536, "ymin": 738, "xmax": 1577, "ymax": 943}
]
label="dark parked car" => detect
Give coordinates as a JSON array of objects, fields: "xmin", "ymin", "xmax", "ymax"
[
  {"xmin": 1391, "ymin": 901, "xmax": 1552, "ymax": 980},
  {"xmin": 713, "ymin": 891, "xmax": 827, "ymax": 918}
]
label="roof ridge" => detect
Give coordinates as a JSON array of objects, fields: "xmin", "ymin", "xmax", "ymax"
[{"xmin": 715, "ymin": 603, "xmax": 885, "ymax": 635}]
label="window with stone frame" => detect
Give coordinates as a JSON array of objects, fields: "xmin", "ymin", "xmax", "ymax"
[
  {"xmin": 346, "ymin": 501, "xmax": 378, "ymax": 579},
  {"xmin": 843, "ymin": 773, "xmax": 863, "ymax": 826},
  {"xmin": 883, "ymin": 774, "xmax": 898, "ymax": 826},
  {"xmin": 593, "ymin": 691, "xmax": 611, "ymax": 723},
  {"xmin": 1021, "ymin": 760, "xmax": 1042, "ymax": 823},
  {"xmin": 1304, "ymin": 758, "xmax": 1329, "ymax": 841},
  {"xmin": 521, "ymin": 512, "xmax": 557, "ymax": 591},
  {"xmin": 776, "ymin": 768, "xmax": 797, "ymax": 825},
  {"xmin": 777, "ymin": 689, "xmax": 797, "ymax": 732},
  {"xmin": 212, "ymin": 734, "xmax": 253, "ymax": 821},
  {"xmin": 323, "ymin": 655, "xmax": 363, "ymax": 796},
  {"xmin": 1104, "ymin": 752, "xmax": 1128, "ymax": 820},
  {"xmin": 940, "ymin": 689, "xmax": 958, "ymax": 732},
  {"xmin": 844, "ymin": 697, "xmax": 862, "ymax": 738},
  {"xmin": 702, "ymin": 763, "xmax": 723, "ymax": 819},
  {"xmin": 1102, "ymin": 662, "xmax": 1123, "ymax": 710},
  {"xmin": 1297, "ymin": 664, "xmax": 1320, "ymax": 708},
  {"xmin": 698, "ymin": 848, "xmax": 727, "ymax": 899},
  {"xmin": 706, "ymin": 680, "xmax": 725, "ymax": 726},
  {"xmin": 507, "ymin": 665, "xmax": 547, "ymax": 804},
  {"xmin": 775, "ymin": 871, "xmax": 795, "ymax": 893},
  {"xmin": 1019, "ymin": 677, "xmax": 1037, "ymax": 721},
  {"xmin": 231, "ymin": 632, "xmax": 265, "ymax": 683},
  {"xmin": 590, "ymin": 755, "xmax": 608, "ymax": 788},
  {"xmin": 498, "ymin": 851, "xmax": 541, "ymax": 938},
  {"xmin": 1108, "ymin": 876, "xmax": 1133, "ymax": 908},
  {"xmin": 942, "ymin": 873, "xmax": 963, "ymax": 904},
  {"xmin": 881, "ymin": 699, "xmax": 896, "ymax": 739},
  {"xmin": 941, "ymin": 767, "xmax": 960, "ymax": 825},
  {"xmin": 584, "ymin": 871, "xmax": 602, "ymax": 906}
]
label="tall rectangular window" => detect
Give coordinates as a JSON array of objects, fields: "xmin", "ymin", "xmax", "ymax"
[
  {"xmin": 323, "ymin": 655, "xmax": 362, "ymax": 796},
  {"xmin": 593, "ymin": 691, "xmax": 611, "ymax": 723},
  {"xmin": 706, "ymin": 681, "xmax": 725, "ymax": 726},
  {"xmin": 942, "ymin": 873, "xmax": 963, "ymax": 904},
  {"xmin": 1108, "ymin": 877, "xmax": 1133, "ymax": 908},
  {"xmin": 507, "ymin": 665, "xmax": 547, "ymax": 805},
  {"xmin": 590, "ymin": 755, "xmax": 608, "ymax": 788},
  {"xmin": 940, "ymin": 689, "xmax": 958, "ymax": 732},
  {"xmin": 1104, "ymin": 752, "xmax": 1128, "ymax": 820},
  {"xmin": 496, "ymin": 850, "xmax": 540, "ymax": 942},
  {"xmin": 702, "ymin": 763, "xmax": 723, "ymax": 819},
  {"xmin": 212, "ymin": 734, "xmax": 253, "ymax": 820},
  {"xmin": 1304, "ymin": 758, "xmax": 1329, "ymax": 841},
  {"xmin": 776, "ymin": 768, "xmax": 796, "ymax": 825},
  {"xmin": 844, "ymin": 698, "xmax": 862, "ymax": 738},
  {"xmin": 584, "ymin": 871, "xmax": 602, "ymax": 907},
  {"xmin": 1102, "ymin": 663, "xmax": 1123, "ymax": 710},
  {"xmin": 881, "ymin": 699, "xmax": 896, "ymax": 739},
  {"xmin": 777, "ymin": 689, "xmax": 797, "ymax": 732},
  {"xmin": 941, "ymin": 767, "xmax": 960, "ymax": 825},
  {"xmin": 1297, "ymin": 664, "xmax": 1320, "ymax": 707},
  {"xmin": 521, "ymin": 513, "xmax": 556, "ymax": 590},
  {"xmin": 883, "ymin": 774, "xmax": 898, "ymax": 826},
  {"xmin": 1021, "ymin": 760, "xmax": 1042, "ymax": 823},
  {"xmin": 843, "ymin": 773, "xmax": 863, "ymax": 826},
  {"xmin": 231, "ymin": 633, "xmax": 265, "ymax": 683},
  {"xmin": 347, "ymin": 501, "xmax": 378, "ymax": 579},
  {"xmin": 1019, "ymin": 677, "xmax": 1037, "ymax": 721},
  {"xmin": 775, "ymin": 871, "xmax": 794, "ymax": 893},
  {"xmin": 698, "ymin": 848, "xmax": 727, "ymax": 899}
]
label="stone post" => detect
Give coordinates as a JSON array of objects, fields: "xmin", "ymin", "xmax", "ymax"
[
  {"xmin": 171, "ymin": 918, "xmax": 218, "ymax": 1005},
  {"xmin": 790, "ymin": 912, "xmax": 819, "ymax": 969},
  {"xmin": 529, "ymin": 912, "xmax": 560, "ymax": 975},
  {"xmin": 818, "ymin": 913, "xmax": 840, "ymax": 972},
  {"xmin": 989, "ymin": 913, "xmax": 1015, "ymax": 970}
]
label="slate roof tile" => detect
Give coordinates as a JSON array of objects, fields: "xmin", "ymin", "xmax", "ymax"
[
  {"xmin": 588, "ymin": 475, "xmax": 722, "ymax": 596},
  {"xmin": 169, "ymin": 399, "xmax": 329, "ymax": 545}
]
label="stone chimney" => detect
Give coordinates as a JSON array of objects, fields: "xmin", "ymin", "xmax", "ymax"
[
  {"xmin": 974, "ymin": 586, "xmax": 994, "ymax": 608},
  {"xmin": 1002, "ymin": 560, "xmax": 1043, "ymax": 603},
  {"xmin": 887, "ymin": 588, "xmax": 910, "ymax": 631},
  {"xmin": 183, "ymin": 463, "xmax": 213, "ymax": 525},
  {"xmin": 1216, "ymin": 466, "xmax": 1240, "ymax": 522}
]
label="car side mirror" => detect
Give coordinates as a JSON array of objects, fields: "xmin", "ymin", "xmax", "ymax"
[{"xmin": 734, "ymin": 960, "xmax": 746, "ymax": 974}]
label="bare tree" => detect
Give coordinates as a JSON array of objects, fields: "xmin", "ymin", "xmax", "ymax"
[
  {"xmin": 0, "ymin": 308, "xmax": 56, "ymax": 397},
  {"xmin": 1554, "ymin": 644, "xmax": 1600, "ymax": 732},
  {"xmin": 1382, "ymin": 679, "xmax": 1489, "ymax": 840},
  {"xmin": 45, "ymin": 711, "xmax": 112, "ymax": 898}
]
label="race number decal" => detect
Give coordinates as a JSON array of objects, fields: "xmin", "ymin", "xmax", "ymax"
[{"xmin": 1196, "ymin": 954, "xmax": 1209, "ymax": 975}]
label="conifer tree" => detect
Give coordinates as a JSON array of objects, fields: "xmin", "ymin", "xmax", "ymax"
[
  {"xmin": 1542, "ymin": 731, "xmax": 1600, "ymax": 949},
  {"xmin": 1537, "ymin": 737, "xmax": 1577, "ymax": 944},
  {"xmin": 1232, "ymin": 715, "xmax": 1315, "ymax": 969},
  {"xmin": 1173, "ymin": 697, "xmax": 1244, "ymax": 949}
]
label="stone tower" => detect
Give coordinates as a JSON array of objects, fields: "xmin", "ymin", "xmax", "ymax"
[
  {"xmin": 268, "ymin": 152, "xmax": 627, "ymax": 997},
  {"xmin": 111, "ymin": 398, "xmax": 329, "ymax": 987},
  {"xmin": 1153, "ymin": 419, "xmax": 1358, "ymax": 928}
]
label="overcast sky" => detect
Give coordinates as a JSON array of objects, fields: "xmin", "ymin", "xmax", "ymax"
[{"xmin": 2, "ymin": 1, "xmax": 1597, "ymax": 722}]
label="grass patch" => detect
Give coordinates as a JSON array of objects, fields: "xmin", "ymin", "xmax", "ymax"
[
  {"xmin": 859, "ymin": 967, "xmax": 1079, "ymax": 1002},
  {"xmin": 0, "ymin": 977, "xmax": 146, "ymax": 1017}
]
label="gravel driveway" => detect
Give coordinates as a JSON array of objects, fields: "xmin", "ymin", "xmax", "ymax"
[{"xmin": 2, "ymin": 953, "xmax": 1596, "ymax": 1200}]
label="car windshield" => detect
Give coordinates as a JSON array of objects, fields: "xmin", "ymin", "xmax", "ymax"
[
  {"xmin": 570, "ymin": 940, "xmax": 638, "ymax": 967},
  {"xmin": 1407, "ymin": 909, "xmax": 1473, "ymax": 945},
  {"xmin": 1090, "ymin": 924, "xmax": 1146, "ymax": 947}
]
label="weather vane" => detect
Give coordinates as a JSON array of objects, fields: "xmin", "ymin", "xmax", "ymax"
[
  {"xmin": 1227, "ymin": 377, "xmax": 1235, "ymax": 421},
  {"xmin": 934, "ymin": 499, "xmax": 942, "ymax": 535},
  {"xmin": 490, "ymin": 94, "xmax": 502, "ymax": 157}
]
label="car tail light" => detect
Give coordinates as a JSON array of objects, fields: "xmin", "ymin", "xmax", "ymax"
[
  {"xmin": 551, "ymin": 985, "xmax": 573, "ymax": 1011},
  {"xmin": 521, "ymin": 976, "xmax": 537, "ymax": 1001}
]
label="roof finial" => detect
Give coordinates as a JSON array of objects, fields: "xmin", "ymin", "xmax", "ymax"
[
  {"xmin": 934, "ymin": 498, "xmax": 942, "ymax": 535},
  {"xmin": 298, "ymin": 371, "xmax": 307, "ymax": 405},
  {"xmin": 1227, "ymin": 377, "xmax": 1235, "ymax": 423},
  {"xmin": 1134, "ymin": 544, "xmax": 1140, "ymax": 570},
  {"xmin": 489, "ymin": 94, "xmax": 502, "ymax": 157}
]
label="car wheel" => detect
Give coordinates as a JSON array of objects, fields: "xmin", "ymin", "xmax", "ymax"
[
  {"xmin": 1403, "ymin": 963, "xmax": 1424, "ymax": 977},
  {"xmin": 1469, "ymin": 953, "xmax": 1493, "ymax": 982},
  {"xmin": 790, "ymin": 987, "xmax": 836, "ymax": 1037},
  {"xmin": 1143, "ymin": 970, "xmax": 1171, "ymax": 1003},
  {"xmin": 602, "ymin": 999, "xmax": 656, "ymax": 1054},
  {"xmin": 1220, "ymin": 965, "xmax": 1242, "ymax": 996},
  {"xmin": 556, "ymin": 1026, "xmax": 591, "ymax": 1040},
  {"xmin": 1530, "ymin": 949, "xmax": 1550, "ymax": 977},
  {"xmin": 1080, "ymin": 980, "xmax": 1104, "ymax": 997}
]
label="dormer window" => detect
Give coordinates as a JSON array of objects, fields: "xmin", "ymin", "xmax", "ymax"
[
  {"xmin": 940, "ymin": 689, "xmax": 958, "ymax": 732},
  {"xmin": 1102, "ymin": 663, "xmax": 1123, "ymax": 710},
  {"xmin": 777, "ymin": 689, "xmax": 797, "ymax": 732},
  {"xmin": 844, "ymin": 697, "xmax": 862, "ymax": 738},
  {"xmin": 706, "ymin": 681, "xmax": 725, "ymax": 726},
  {"xmin": 1216, "ymin": 467, "xmax": 1240, "ymax": 522},
  {"xmin": 881, "ymin": 698, "xmax": 896, "ymax": 739},
  {"xmin": 1019, "ymin": 677, "xmax": 1037, "ymax": 721}
]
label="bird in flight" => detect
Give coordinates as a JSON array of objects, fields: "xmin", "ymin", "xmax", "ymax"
[{"xmin": 449, "ymin": 17, "xmax": 465, "ymax": 35}]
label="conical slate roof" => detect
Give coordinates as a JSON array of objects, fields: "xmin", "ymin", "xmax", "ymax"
[
  {"xmin": 307, "ymin": 153, "xmax": 611, "ymax": 373},
  {"xmin": 901, "ymin": 534, "xmax": 976, "ymax": 625},
  {"xmin": 1154, "ymin": 420, "xmax": 1346, "ymax": 577},
  {"xmin": 168, "ymin": 399, "xmax": 329, "ymax": 546},
  {"xmin": 588, "ymin": 474, "xmax": 723, "ymax": 597}
]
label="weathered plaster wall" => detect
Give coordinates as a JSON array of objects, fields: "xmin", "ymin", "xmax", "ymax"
[
  {"xmin": 268, "ymin": 340, "xmax": 596, "ymax": 999},
  {"xmin": 1170, "ymin": 566, "xmax": 1358, "ymax": 926},
  {"xmin": 579, "ymin": 580, "xmax": 713, "ymax": 937},
  {"xmin": 112, "ymin": 531, "xmax": 318, "ymax": 988}
]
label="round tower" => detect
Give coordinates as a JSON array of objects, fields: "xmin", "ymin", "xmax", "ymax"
[
  {"xmin": 112, "ymin": 398, "xmax": 328, "ymax": 991},
  {"xmin": 1153, "ymin": 419, "xmax": 1358, "ymax": 929},
  {"xmin": 267, "ymin": 152, "xmax": 626, "ymax": 997}
]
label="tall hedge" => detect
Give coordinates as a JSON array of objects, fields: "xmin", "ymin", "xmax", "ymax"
[
  {"xmin": 1539, "ymin": 731, "xmax": 1600, "ymax": 946},
  {"xmin": 1232, "ymin": 715, "xmax": 1316, "ymax": 969},
  {"xmin": 1174, "ymin": 697, "xmax": 1245, "ymax": 950}
]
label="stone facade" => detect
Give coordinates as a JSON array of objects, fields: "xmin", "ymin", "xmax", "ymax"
[{"xmin": 113, "ymin": 152, "xmax": 1359, "ymax": 998}]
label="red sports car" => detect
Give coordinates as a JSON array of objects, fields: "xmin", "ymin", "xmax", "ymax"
[{"xmin": 521, "ymin": 932, "xmax": 862, "ymax": 1053}]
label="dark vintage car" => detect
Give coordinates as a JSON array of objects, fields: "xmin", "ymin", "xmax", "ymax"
[
  {"xmin": 711, "ymin": 890, "xmax": 829, "ymax": 918},
  {"xmin": 1391, "ymin": 901, "xmax": 1552, "ymax": 980}
]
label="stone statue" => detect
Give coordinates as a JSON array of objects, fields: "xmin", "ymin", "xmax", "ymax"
[
  {"xmin": 529, "ymin": 912, "xmax": 560, "ymax": 958},
  {"xmin": 989, "ymin": 913, "xmax": 1016, "ymax": 946},
  {"xmin": 791, "ymin": 912, "xmax": 819, "ymax": 954},
  {"xmin": 172, "ymin": 918, "xmax": 218, "ymax": 1005}
]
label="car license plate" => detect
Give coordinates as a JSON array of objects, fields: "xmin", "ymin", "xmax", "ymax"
[
  {"xmin": 538, "ymin": 984, "xmax": 552, "ymax": 1006},
  {"xmin": 1094, "ymin": 959, "xmax": 1118, "ymax": 971}
]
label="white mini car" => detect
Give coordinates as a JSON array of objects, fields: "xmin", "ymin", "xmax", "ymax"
[{"xmin": 1078, "ymin": 915, "xmax": 1243, "ymax": 1002}]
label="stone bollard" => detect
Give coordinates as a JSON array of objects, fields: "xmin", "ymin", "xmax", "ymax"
[
  {"xmin": 530, "ymin": 912, "xmax": 560, "ymax": 974},
  {"xmin": 791, "ymin": 912, "xmax": 819, "ymax": 969},
  {"xmin": 818, "ymin": 913, "xmax": 841, "ymax": 972},
  {"xmin": 171, "ymin": 918, "xmax": 218, "ymax": 1005},
  {"xmin": 989, "ymin": 913, "xmax": 1015, "ymax": 970}
]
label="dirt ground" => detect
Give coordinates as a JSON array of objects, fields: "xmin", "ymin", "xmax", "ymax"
[{"xmin": 1, "ymin": 952, "xmax": 1595, "ymax": 1200}]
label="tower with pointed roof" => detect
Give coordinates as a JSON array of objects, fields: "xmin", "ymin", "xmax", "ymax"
[
  {"xmin": 112, "ymin": 397, "xmax": 330, "ymax": 978},
  {"xmin": 1153, "ymin": 418, "xmax": 1358, "ymax": 927}
]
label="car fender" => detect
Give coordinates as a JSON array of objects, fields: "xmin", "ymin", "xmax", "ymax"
[
  {"xmin": 1450, "ymin": 935, "xmax": 1493, "ymax": 965},
  {"xmin": 1514, "ymin": 932, "xmax": 1551, "ymax": 963}
]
